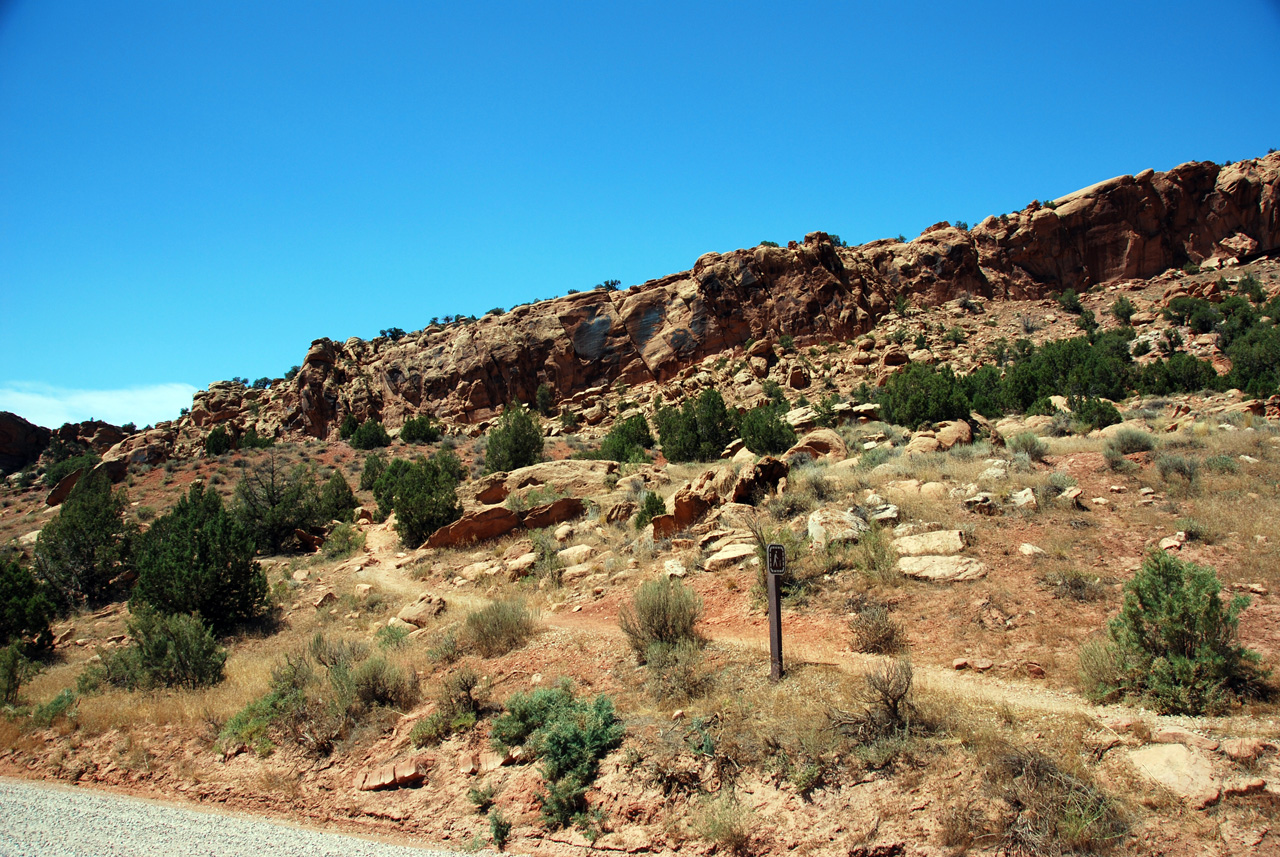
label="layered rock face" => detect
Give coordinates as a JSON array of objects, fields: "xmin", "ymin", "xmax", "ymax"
[
  {"xmin": 269, "ymin": 154, "xmax": 1277, "ymax": 436},
  {"xmin": 106, "ymin": 152, "xmax": 1273, "ymax": 454}
]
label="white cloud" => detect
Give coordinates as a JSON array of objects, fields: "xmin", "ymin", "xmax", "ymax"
[{"xmin": 0, "ymin": 382, "xmax": 199, "ymax": 429}]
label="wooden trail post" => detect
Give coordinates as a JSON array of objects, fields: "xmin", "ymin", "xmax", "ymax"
[{"xmin": 766, "ymin": 543, "xmax": 785, "ymax": 682}]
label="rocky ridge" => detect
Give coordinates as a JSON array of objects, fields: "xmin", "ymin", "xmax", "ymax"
[{"xmin": 71, "ymin": 152, "xmax": 1279, "ymax": 472}]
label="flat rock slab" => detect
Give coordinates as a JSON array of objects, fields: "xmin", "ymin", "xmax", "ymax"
[
  {"xmin": 1128, "ymin": 743, "xmax": 1220, "ymax": 808},
  {"xmin": 893, "ymin": 530, "xmax": 965, "ymax": 556},
  {"xmin": 704, "ymin": 543, "xmax": 757, "ymax": 571},
  {"xmin": 897, "ymin": 555, "xmax": 988, "ymax": 582},
  {"xmin": 807, "ymin": 508, "xmax": 869, "ymax": 549}
]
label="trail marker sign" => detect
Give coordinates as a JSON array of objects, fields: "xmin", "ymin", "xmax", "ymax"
[
  {"xmin": 765, "ymin": 543, "xmax": 784, "ymax": 681},
  {"xmin": 767, "ymin": 543, "xmax": 786, "ymax": 575}
]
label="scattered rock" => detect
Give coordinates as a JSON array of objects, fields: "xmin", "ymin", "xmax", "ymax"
[
  {"xmin": 897, "ymin": 555, "xmax": 989, "ymax": 582},
  {"xmin": 1128, "ymin": 744, "xmax": 1220, "ymax": 809},
  {"xmin": 397, "ymin": 593, "xmax": 446, "ymax": 627},
  {"xmin": 704, "ymin": 543, "xmax": 757, "ymax": 572},
  {"xmin": 1018, "ymin": 543, "xmax": 1047, "ymax": 557},
  {"xmin": 892, "ymin": 530, "xmax": 965, "ymax": 557},
  {"xmin": 808, "ymin": 508, "xmax": 870, "ymax": 549}
]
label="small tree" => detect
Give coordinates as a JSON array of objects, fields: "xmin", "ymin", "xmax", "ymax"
[
  {"xmin": 85, "ymin": 607, "xmax": 226, "ymax": 691},
  {"xmin": 740, "ymin": 404, "xmax": 796, "ymax": 455},
  {"xmin": 350, "ymin": 419, "xmax": 392, "ymax": 450},
  {"xmin": 656, "ymin": 389, "xmax": 738, "ymax": 462},
  {"xmin": 232, "ymin": 452, "xmax": 322, "ymax": 554},
  {"xmin": 1111, "ymin": 295, "xmax": 1135, "ymax": 324},
  {"xmin": 132, "ymin": 483, "xmax": 267, "ymax": 635},
  {"xmin": 0, "ymin": 557, "xmax": 54, "ymax": 648},
  {"xmin": 360, "ymin": 451, "xmax": 387, "ymax": 491},
  {"xmin": 399, "ymin": 415, "xmax": 442, "ymax": 444},
  {"xmin": 33, "ymin": 468, "xmax": 134, "ymax": 607},
  {"xmin": 1081, "ymin": 550, "xmax": 1266, "ymax": 714},
  {"xmin": 339, "ymin": 413, "xmax": 359, "ymax": 440},
  {"xmin": 394, "ymin": 454, "xmax": 463, "ymax": 547},
  {"xmin": 318, "ymin": 471, "xmax": 358, "ymax": 522},
  {"xmin": 635, "ymin": 491, "xmax": 665, "ymax": 530},
  {"xmin": 485, "ymin": 403, "xmax": 543, "ymax": 474},
  {"xmin": 204, "ymin": 425, "xmax": 233, "ymax": 456},
  {"xmin": 535, "ymin": 383, "xmax": 554, "ymax": 416}
]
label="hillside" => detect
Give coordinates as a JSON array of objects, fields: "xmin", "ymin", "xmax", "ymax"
[{"xmin": 2, "ymin": 152, "xmax": 1280, "ymax": 857}]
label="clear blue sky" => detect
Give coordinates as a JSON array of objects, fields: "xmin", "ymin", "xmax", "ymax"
[{"xmin": 2, "ymin": 0, "xmax": 1278, "ymax": 428}]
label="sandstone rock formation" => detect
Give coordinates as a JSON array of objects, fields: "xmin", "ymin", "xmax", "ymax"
[{"xmin": 0, "ymin": 411, "xmax": 51, "ymax": 474}]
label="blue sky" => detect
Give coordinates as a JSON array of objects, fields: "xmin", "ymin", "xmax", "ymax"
[{"xmin": 2, "ymin": 0, "xmax": 1279, "ymax": 428}]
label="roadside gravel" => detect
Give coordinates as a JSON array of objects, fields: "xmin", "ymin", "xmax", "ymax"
[{"xmin": 0, "ymin": 778, "xmax": 474, "ymax": 857}]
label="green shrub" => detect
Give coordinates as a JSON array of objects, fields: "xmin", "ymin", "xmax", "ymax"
[
  {"xmin": 0, "ymin": 643, "xmax": 34, "ymax": 706},
  {"xmin": 359, "ymin": 451, "xmax": 387, "ymax": 491},
  {"xmin": 739, "ymin": 405, "xmax": 796, "ymax": 455},
  {"xmin": 656, "ymin": 389, "xmax": 738, "ymax": 462},
  {"xmin": 485, "ymin": 404, "xmax": 543, "ymax": 474},
  {"xmin": 1007, "ymin": 432, "xmax": 1047, "ymax": 462},
  {"xmin": 535, "ymin": 383, "xmax": 555, "ymax": 416},
  {"xmin": 322, "ymin": 523, "xmax": 365, "ymax": 559},
  {"xmin": 318, "ymin": 471, "xmax": 358, "ymax": 523},
  {"xmin": 350, "ymin": 419, "xmax": 392, "ymax": 450},
  {"xmin": 232, "ymin": 453, "xmax": 322, "ymax": 553},
  {"xmin": 490, "ymin": 682, "xmax": 624, "ymax": 829},
  {"xmin": 559, "ymin": 407, "xmax": 580, "ymax": 431},
  {"xmin": 1156, "ymin": 454, "xmax": 1200, "ymax": 491},
  {"xmin": 1080, "ymin": 550, "xmax": 1267, "ymax": 714},
  {"xmin": 42, "ymin": 448, "xmax": 99, "ymax": 488},
  {"xmin": 1204, "ymin": 454, "xmax": 1239, "ymax": 474},
  {"xmin": 1068, "ymin": 396, "xmax": 1121, "ymax": 431},
  {"xmin": 83, "ymin": 608, "xmax": 226, "ymax": 691},
  {"xmin": 239, "ymin": 428, "xmax": 275, "ymax": 450},
  {"xmin": 465, "ymin": 599, "xmax": 537, "ymax": 657},
  {"xmin": 32, "ymin": 688, "xmax": 76, "ymax": 727},
  {"xmin": 339, "ymin": 413, "xmax": 359, "ymax": 440},
  {"xmin": 393, "ymin": 452, "xmax": 463, "ymax": 547},
  {"xmin": 0, "ymin": 557, "xmax": 54, "ymax": 648},
  {"xmin": 579, "ymin": 414, "xmax": 652, "ymax": 463},
  {"xmin": 132, "ymin": 483, "xmax": 267, "ymax": 635},
  {"xmin": 33, "ymin": 468, "xmax": 135, "ymax": 608},
  {"xmin": 877, "ymin": 363, "xmax": 971, "ymax": 428},
  {"xmin": 204, "ymin": 426, "xmax": 233, "ymax": 456},
  {"xmin": 1108, "ymin": 428, "xmax": 1155, "ymax": 455},
  {"xmin": 490, "ymin": 809, "xmax": 512, "ymax": 851},
  {"xmin": 399, "ymin": 415, "xmax": 442, "ymax": 444},
  {"xmin": 1057, "ymin": 289, "xmax": 1083, "ymax": 314},
  {"xmin": 350, "ymin": 655, "xmax": 419, "ymax": 711},
  {"xmin": 1111, "ymin": 295, "xmax": 1135, "ymax": 324},
  {"xmin": 618, "ymin": 577, "xmax": 703, "ymax": 663},
  {"xmin": 635, "ymin": 491, "xmax": 665, "ymax": 531}
]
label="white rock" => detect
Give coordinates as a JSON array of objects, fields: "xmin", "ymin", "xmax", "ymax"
[
  {"xmin": 897, "ymin": 555, "xmax": 989, "ymax": 582},
  {"xmin": 892, "ymin": 530, "xmax": 965, "ymax": 556}
]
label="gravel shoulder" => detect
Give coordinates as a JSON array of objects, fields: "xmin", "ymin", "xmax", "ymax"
[{"xmin": 0, "ymin": 777, "xmax": 475, "ymax": 857}]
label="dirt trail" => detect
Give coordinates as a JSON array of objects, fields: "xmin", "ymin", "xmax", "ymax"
[{"xmin": 544, "ymin": 594, "xmax": 1108, "ymax": 721}]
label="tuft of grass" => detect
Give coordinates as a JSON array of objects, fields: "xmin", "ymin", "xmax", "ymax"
[
  {"xmin": 464, "ymin": 598, "xmax": 537, "ymax": 658},
  {"xmin": 619, "ymin": 577, "xmax": 703, "ymax": 663},
  {"xmin": 1043, "ymin": 568, "xmax": 1106, "ymax": 602},
  {"xmin": 1008, "ymin": 432, "xmax": 1047, "ymax": 462},
  {"xmin": 691, "ymin": 792, "xmax": 752, "ymax": 854},
  {"xmin": 1108, "ymin": 428, "xmax": 1155, "ymax": 456},
  {"xmin": 849, "ymin": 602, "xmax": 907, "ymax": 654}
]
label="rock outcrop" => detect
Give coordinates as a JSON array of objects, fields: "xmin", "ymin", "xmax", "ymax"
[
  {"xmin": 107, "ymin": 153, "xmax": 1280, "ymax": 451},
  {"xmin": 0, "ymin": 411, "xmax": 51, "ymax": 474}
]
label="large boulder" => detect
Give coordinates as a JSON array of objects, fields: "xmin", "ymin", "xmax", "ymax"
[
  {"xmin": 460, "ymin": 460, "xmax": 618, "ymax": 510},
  {"xmin": 785, "ymin": 428, "xmax": 848, "ymax": 463},
  {"xmin": 521, "ymin": 497, "xmax": 585, "ymax": 530},
  {"xmin": 730, "ymin": 456, "xmax": 789, "ymax": 504},
  {"xmin": 426, "ymin": 506, "xmax": 521, "ymax": 548}
]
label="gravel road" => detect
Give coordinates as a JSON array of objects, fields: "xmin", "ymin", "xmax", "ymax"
[{"xmin": 0, "ymin": 777, "xmax": 474, "ymax": 857}]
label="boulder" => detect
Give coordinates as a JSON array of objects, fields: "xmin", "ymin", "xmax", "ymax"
[
  {"xmin": 807, "ymin": 508, "xmax": 869, "ymax": 549},
  {"xmin": 785, "ymin": 428, "xmax": 848, "ymax": 463},
  {"xmin": 353, "ymin": 755, "xmax": 433, "ymax": 791},
  {"xmin": 458, "ymin": 460, "xmax": 618, "ymax": 511},
  {"xmin": 521, "ymin": 497, "xmax": 585, "ymax": 530},
  {"xmin": 1128, "ymin": 744, "xmax": 1220, "ymax": 808},
  {"xmin": 397, "ymin": 593, "xmax": 446, "ymax": 627},
  {"xmin": 892, "ymin": 530, "xmax": 965, "ymax": 556},
  {"xmin": 934, "ymin": 420, "xmax": 972, "ymax": 451},
  {"xmin": 897, "ymin": 556, "xmax": 989, "ymax": 582},
  {"xmin": 730, "ymin": 456, "xmax": 788, "ymax": 503},
  {"xmin": 44, "ymin": 468, "xmax": 85, "ymax": 507},
  {"xmin": 558, "ymin": 543, "xmax": 595, "ymax": 565},
  {"xmin": 903, "ymin": 434, "xmax": 940, "ymax": 456},
  {"xmin": 425, "ymin": 506, "xmax": 521, "ymax": 548},
  {"xmin": 704, "ymin": 543, "xmax": 757, "ymax": 571}
]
